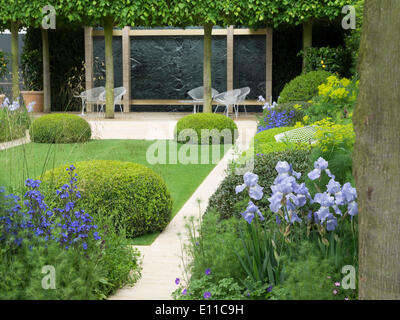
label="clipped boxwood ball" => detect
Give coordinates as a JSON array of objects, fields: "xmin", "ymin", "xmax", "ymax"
[
  {"xmin": 175, "ymin": 113, "xmax": 238, "ymax": 145},
  {"xmin": 40, "ymin": 160, "xmax": 173, "ymax": 238},
  {"xmin": 278, "ymin": 70, "xmax": 332, "ymax": 104},
  {"xmin": 30, "ymin": 113, "xmax": 91, "ymax": 143}
]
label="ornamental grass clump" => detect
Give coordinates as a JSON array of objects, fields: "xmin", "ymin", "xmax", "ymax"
[{"xmin": 0, "ymin": 97, "xmax": 32, "ymax": 143}]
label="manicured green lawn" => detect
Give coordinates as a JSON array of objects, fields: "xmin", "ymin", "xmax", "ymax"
[{"xmin": 0, "ymin": 139, "xmax": 230, "ymax": 245}]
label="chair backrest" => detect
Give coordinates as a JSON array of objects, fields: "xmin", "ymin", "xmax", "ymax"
[
  {"xmin": 188, "ymin": 86, "xmax": 219, "ymax": 100},
  {"xmin": 237, "ymin": 87, "xmax": 251, "ymax": 102},
  {"xmin": 113, "ymin": 87, "xmax": 126, "ymax": 103},
  {"xmin": 214, "ymin": 89, "xmax": 241, "ymax": 105},
  {"xmin": 81, "ymin": 87, "xmax": 105, "ymax": 102}
]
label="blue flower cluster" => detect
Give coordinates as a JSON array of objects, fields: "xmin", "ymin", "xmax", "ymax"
[
  {"xmin": 257, "ymin": 110, "xmax": 295, "ymax": 134},
  {"xmin": 235, "ymin": 157, "xmax": 358, "ymax": 232},
  {"xmin": 235, "ymin": 172, "xmax": 265, "ymax": 224},
  {"xmin": 0, "ymin": 165, "xmax": 100, "ymax": 250}
]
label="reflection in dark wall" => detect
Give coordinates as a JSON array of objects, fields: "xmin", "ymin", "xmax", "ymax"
[
  {"xmin": 233, "ymin": 35, "xmax": 266, "ymax": 100},
  {"xmin": 130, "ymin": 36, "xmax": 226, "ymax": 100},
  {"xmin": 93, "ymin": 36, "xmax": 123, "ymax": 88}
]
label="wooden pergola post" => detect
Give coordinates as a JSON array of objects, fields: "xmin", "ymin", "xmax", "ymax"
[
  {"xmin": 122, "ymin": 26, "xmax": 131, "ymax": 113},
  {"xmin": 226, "ymin": 25, "xmax": 234, "ymax": 114},
  {"xmin": 84, "ymin": 26, "xmax": 94, "ymax": 112}
]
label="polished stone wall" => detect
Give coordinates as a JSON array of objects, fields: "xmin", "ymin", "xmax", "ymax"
[
  {"xmin": 92, "ymin": 33, "xmax": 266, "ymax": 104},
  {"xmin": 130, "ymin": 36, "xmax": 227, "ymax": 100},
  {"xmin": 93, "ymin": 36, "xmax": 123, "ymax": 89},
  {"xmin": 234, "ymin": 35, "xmax": 266, "ymax": 99}
]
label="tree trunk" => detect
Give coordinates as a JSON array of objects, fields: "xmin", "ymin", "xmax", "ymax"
[
  {"xmin": 104, "ymin": 18, "xmax": 114, "ymax": 119},
  {"xmin": 203, "ymin": 24, "xmax": 213, "ymax": 113},
  {"xmin": 42, "ymin": 28, "xmax": 51, "ymax": 113},
  {"xmin": 302, "ymin": 20, "xmax": 313, "ymax": 72},
  {"xmin": 353, "ymin": 0, "xmax": 400, "ymax": 299},
  {"xmin": 10, "ymin": 21, "xmax": 19, "ymax": 100}
]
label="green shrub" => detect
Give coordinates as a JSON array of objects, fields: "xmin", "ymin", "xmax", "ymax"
[
  {"xmin": 299, "ymin": 46, "xmax": 352, "ymax": 78},
  {"xmin": 207, "ymin": 150, "xmax": 312, "ymax": 220},
  {"xmin": 305, "ymin": 75, "xmax": 358, "ymax": 122},
  {"xmin": 253, "ymin": 127, "xmax": 295, "ymax": 155},
  {"xmin": 270, "ymin": 242, "xmax": 356, "ymax": 300},
  {"xmin": 183, "ymin": 212, "xmax": 247, "ymax": 283},
  {"xmin": 40, "ymin": 160, "xmax": 173, "ymax": 238},
  {"xmin": 30, "ymin": 113, "xmax": 91, "ymax": 143},
  {"xmin": 175, "ymin": 113, "xmax": 238, "ymax": 145},
  {"xmin": 278, "ymin": 71, "xmax": 332, "ymax": 104}
]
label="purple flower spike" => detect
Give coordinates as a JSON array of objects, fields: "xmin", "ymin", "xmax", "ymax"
[
  {"xmin": 175, "ymin": 278, "xmax": 180, "ymax": 285},
  {"xmin": 205, "ymin": 268, "xmax": 211, "ymax": 276},
  {"xmin": 203, "ymin": 292, "xmax": 211, "ymax": 299}
]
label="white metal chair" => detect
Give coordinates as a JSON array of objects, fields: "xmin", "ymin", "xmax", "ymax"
[
  {"xmin": 187, "ymin": 86, "xmax": 219, "ymax": 113},
  {"xmin": 234, "ymin": 87, "xmax": 251, "ymax": 116},
  {"xmin": 98, "ymin": 87, "xmax": 126, "ymax": 114},
  {"xmin": 75, "ymin": 86, "xmax": 105, "ymax": 115},
  {"xmin": 213, "ymin": 89, "xmax": 241, "ymax": 118}
]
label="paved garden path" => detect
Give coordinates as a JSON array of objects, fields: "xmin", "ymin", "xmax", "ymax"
[{"xmin": 108, "ymin": 120, "xmax": 258, "ymax": 300}]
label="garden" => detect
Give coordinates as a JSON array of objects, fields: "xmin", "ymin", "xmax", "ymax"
[{"xmin": 1, "ymin": 0, "xmax": 400, "ymax": 303}]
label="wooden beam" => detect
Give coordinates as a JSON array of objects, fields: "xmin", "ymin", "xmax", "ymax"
[
  {"xmin": 122, "ymin": 26, "xmax": 131, "ymax": 113},
  {"xmin": 129, "ymin": 99, "xmax": 264, "ymax": 106},
  {"xmin": 92, "ymin": 28, "xmax": 268, "ymax": 37},
  {"xmin": 84, "ymin": 26, "xmax": 94, "ymax": 112}
]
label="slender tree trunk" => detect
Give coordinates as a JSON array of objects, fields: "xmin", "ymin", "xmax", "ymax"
[
  {"xmin": 353, "ymin": 0, "xmax": 400, "ymax": 299},
  {"xmin": 302, "ymin": 20, "xmax": 313, "ymax": 72},
  {"xmin": 42, "ymin": 28, "xmax": 51, "ymax": 113},
  {"xmin": 104, "ymin": 18, "xmax": 114, "ymax": 119},
  {"xmin": 10, "ymin": 21, "xmax": 19, "ymax": 100},
  {"xmin": 203, "ymin": 24, "xmax": 213, "ymax": 113}
]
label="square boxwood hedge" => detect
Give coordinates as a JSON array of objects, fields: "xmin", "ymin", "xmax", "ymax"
[{"xmin": 175, "ymin": 113, "xmax": 238, "ymax": 145}]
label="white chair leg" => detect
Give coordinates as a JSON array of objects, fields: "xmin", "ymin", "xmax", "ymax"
[{"xmin": 244, "ymin": 105, "xmax": 247, "ymax": 116}]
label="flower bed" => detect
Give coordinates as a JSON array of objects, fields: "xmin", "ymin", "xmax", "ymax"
[{"xmin": 0, "ymin": 165, "xmax": 141, "ymax": 299}]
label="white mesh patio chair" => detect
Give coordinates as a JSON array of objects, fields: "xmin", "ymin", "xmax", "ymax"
[
  {"xmin": 213, "ymin": 89, "xmax": 241, "ymax": 118},
  {"xmin": 98, "ymin": 87, "xmax": 126, "ymax": 114},
  {"xmin": 75, "ymin": 86, "xmax": 105, "ymax": 115},
  {"xmin": 234, "ymin": 87, "xmax": 251, "ymax": 116},
  {"xmin": 274, "ymin": 126, "xmax": 318, "ymax": 144},
  {"xmin": 187, "ymin": 86, "xmax": 219, "ymax": 113}
]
